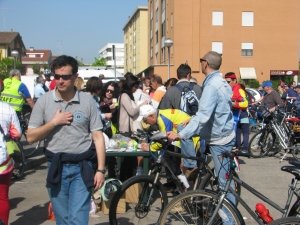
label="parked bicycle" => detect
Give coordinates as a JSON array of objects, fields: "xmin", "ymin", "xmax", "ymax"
[
  {"xmin": 158, "ymin": 151, "xmax": 300, "ymax": 224},
  {"xmin": 249, "ymin": 107, "xmax": 300, "ymax": 161},
  {"xmin": 17, "ymin": 105, "xmax": 42, "ymax": 158},
  {"xmin": 108, "ymin": 130, "xmax": 241, "ymax": 225}
]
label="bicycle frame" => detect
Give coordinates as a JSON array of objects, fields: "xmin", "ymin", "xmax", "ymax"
[{"xmin": 207, "ymin": 162, "xmax": 300, "ymax": 225}]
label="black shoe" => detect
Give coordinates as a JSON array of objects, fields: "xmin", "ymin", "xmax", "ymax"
[
  {"xmin": 163, "ymin": 181, "xmax": 176, "ymax": 189},
  {"xmin": 237, "ymin": 150, "xmax": 250, "ymax": 158}
]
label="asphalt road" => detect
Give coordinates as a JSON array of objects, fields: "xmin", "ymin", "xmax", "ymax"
[{"xmin": 8, "ymin": 149, "xmax": 298, "ymax": 225}]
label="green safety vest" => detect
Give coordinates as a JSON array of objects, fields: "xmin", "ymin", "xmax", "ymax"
[{"xmin": 1, "ymin": 78, "xmax": 25, "ymax": 112}]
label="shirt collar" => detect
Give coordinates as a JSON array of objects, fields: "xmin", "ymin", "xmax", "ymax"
[{"xmin": 52, "ymin": 87, "xmax": 80, "ymax": 103}]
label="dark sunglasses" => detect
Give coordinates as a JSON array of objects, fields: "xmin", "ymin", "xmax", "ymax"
[
  {"xmin": 226, "ymin": 80, "xmax": 231, "ymax": 84},
  {"xmin": 200, "ymin": 59, "xmax": 207, "ymax": 63},
  {"xmin": 106, "ymin": 89, "xmax": 114, "ymax": 94},
  {"xmin": 54, "ymin": 74, "xmax": 73, "ymax": 80}
]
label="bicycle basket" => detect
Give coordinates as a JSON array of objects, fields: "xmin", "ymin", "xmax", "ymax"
[{"xmin": 262, "ymin": 109, "xmax": 273, "ymax": 120}]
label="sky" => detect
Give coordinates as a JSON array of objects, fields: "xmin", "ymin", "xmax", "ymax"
[{"xmin": 0, "ymin": 0, "xmax": 148, "ymax": 64}]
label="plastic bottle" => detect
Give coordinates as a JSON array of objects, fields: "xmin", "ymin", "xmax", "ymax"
[
  {"xmin": 177, "ymin": 173, "xmax": 190, "ymax": 189},
  {"xmin": 218, "ymin": 209, "xmax": 229, "ymax": 221},
  {"xmin": 255, "ymin": 203, "xmax": 273, "ymax": 224}
]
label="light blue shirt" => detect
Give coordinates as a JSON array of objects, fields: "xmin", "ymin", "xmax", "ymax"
[
  {"xmin": 34, "ymin": 83, "xmax": 45, "ymax": 98},
  {"xmin": 179, "ymin": 70, "xmax": 234, "ymax": 142}
]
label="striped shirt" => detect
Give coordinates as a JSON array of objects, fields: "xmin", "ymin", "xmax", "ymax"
[{"xmin": 0, "ymin": 101, "xmax": 22, "ymax": 165}]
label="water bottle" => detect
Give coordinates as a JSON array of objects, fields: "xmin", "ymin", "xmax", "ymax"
[
  {"xmin": 218, "ymin": 209, "xmax": 229, "ymax": 221},
  {"xmin": 177, "ymin": 173, "xmax": 190, "ymax": 189},
  {"xmin": 255, "ymin": 203, "xmax": 273, "ymax": 224}
]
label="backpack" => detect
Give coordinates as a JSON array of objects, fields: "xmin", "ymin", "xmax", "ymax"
[{"xmin": 176, "ymin": 83, "xmax": 199, "ymax": 116}]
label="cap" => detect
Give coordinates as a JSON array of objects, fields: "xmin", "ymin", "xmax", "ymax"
[
  {"xmin": 224, "ymin": 73, "xmax": 237, "ymax": 79},
  {"xmin": 137, "ymin": 105, "xmax": 156, "ymax": 122},
  {"xmin": 99, "ymin": 74, "xmax": 105, "ymax": 80},
  {"xmin": 295, "ymin": 85, "xmax": 300, "ymax": 89},
  {"xmin": 284, "ymin": 84, "xmax": 288, "ymax": 87},
  {"xmin": 261, "ymin": 80, "xmax": 273, "ymax": 87}
]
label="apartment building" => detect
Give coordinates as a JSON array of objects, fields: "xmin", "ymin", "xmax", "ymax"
[
  {"xmin": 148, "ymin": 0, "xmax": 300, "ymax": 83},
  {"xmin": 123, "ymin": 6, "xmax": 148, "ymax": 76},
  {"xmin": 98, "ymin": 43, "xmax": 124, "ymax": 74}
]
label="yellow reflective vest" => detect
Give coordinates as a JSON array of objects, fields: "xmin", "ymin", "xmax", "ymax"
[{"xmin": 1, "ymin": 78, "xmax": 24, "ymax": 112}]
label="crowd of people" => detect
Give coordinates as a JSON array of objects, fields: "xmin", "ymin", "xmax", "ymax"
[{"xmin": 1, "ymin": 50, "xmax": 299, "ymax": 224}]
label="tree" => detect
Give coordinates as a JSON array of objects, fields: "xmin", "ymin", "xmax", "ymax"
[
  {"xmin": 75, "ymin": 56, "xmax": 85, "ymax": 66},
  {"xmin": 0, "ymin": 57, "xmax": 22, "ymax": 80},
  {"xmin": 92, "ymin": 57, "xmax": 106, "ymax": 66},
  {"xmin": 32, "ymin": 63, "xmax": 42, "ymax": 74}
]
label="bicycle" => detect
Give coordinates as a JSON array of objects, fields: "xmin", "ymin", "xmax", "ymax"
[
  {"xmin": 11, "ymin": 138, "xmax": 25, "ymax": 179},
  {"xmin": 158, "ymin": 151, "xmax": 300, "ymax": 225},
  {"xmin": 249, "ymin": 107, "xmax": 300, "ymax": 161},
  {"xmin": 17, "ymin": 106, "xmax": 42, "ymax": 158},
  {"xmin": 108, "ymin": 130, "xmax": 241, "ymax": 225}
]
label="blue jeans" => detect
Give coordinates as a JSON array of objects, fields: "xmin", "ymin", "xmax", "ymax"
[
  {"xmin": 177, "ymin": 124, "xmax": 197, "ymax": 168},
  {"xmin": 47, "ymin": 162, "xmax": 92, "ymax": 225},
  {"xmin": 210, "ymin": 138, "xmax": 236, "ymax": 225}
]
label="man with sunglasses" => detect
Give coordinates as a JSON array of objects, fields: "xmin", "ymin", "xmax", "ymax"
[
  {"xmin": 27, "ymin": 55, "xmax": 106, "ymax": 225},
  {"xmin": 167, "ymin": 51, "xmax": 236, "ymax": 225}
]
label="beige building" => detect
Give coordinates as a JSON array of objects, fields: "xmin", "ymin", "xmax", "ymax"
[
  {"xmin": 147, "ymin": 0, "xmax": 300, "ymax": 84},
  {"xmin": 0, "ymin": 31, "xmax": 26, "ymax": 71},
  {"xmin": 123, "ymin": 6, "xmax": 148, "ymax": 76}
]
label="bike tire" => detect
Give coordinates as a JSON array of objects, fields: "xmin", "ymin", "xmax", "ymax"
[
  {"xmin": 21, "ymin": 113, "xmax": 41, "ymax": 158},
  {"xmin": 199, "ymin": 168, "xmax": 241, "ymax": 199},
  {"xmin": 249, "ymin": 129, "xmax": 275, "ymax": 158},
  {"xmin": 269, "ymin": 217, "xmax": 300, "ymax": 225},
  {"xmin": 13, "ymin": 140, "xmax": 25, "ymax": 179},
  {"xmin": 109, "ymin": 175, "xmax": 168, "ymax": 225},
  {"xmin": 291, "ymin": 144, "xmax": 300, "ymax": 162},
  {"xmin": 288, "ymin": 198, "xmax": 300, "ymax": 217},
  {"xmin": 157, "ymin": 190, "xmax": 244, "ymax": 225}
]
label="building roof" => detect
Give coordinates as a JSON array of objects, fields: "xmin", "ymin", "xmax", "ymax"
[
  {"xmin": 21, "ymin": 49, "xmax": 52, "ymax": 63},
  {"xmin": 0, "ymin": 32, "xmax": 20, "ymax": 44}
]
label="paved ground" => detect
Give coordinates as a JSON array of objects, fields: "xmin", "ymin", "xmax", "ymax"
[{"xmin": 8, "ymin": 145, "xmax": 298, "ymax": 224}]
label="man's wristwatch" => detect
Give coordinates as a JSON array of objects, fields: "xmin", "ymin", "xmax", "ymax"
[{"xmin": 96, "ymin": 169, "xmax": 106, "ymax": 174}]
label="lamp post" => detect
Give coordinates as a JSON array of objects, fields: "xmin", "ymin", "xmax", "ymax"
[
  {"xmin": 11, "ymin": 50, "xmax": 19, "ymax": 70},
  {"xmin": 164, "ymin": 38, "xmax": 173, "ymax": 79}
]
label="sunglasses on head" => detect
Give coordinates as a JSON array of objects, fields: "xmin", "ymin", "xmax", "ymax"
[
  {"xmin": 54, "ymin": 74, "xmax": 73, "ymax": 80},
  {"xmin": 106, "ymin": 89, "xmax": 114, "ymax": 94}
]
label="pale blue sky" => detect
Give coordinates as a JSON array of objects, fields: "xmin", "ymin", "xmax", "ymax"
[{"xmin": 0, "ymin": 0, "xmax": 148, "ymax": 64}]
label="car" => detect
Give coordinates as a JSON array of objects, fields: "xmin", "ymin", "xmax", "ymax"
[
  {"xmin": 245, "ymin": 89, "xmax": 255, "ymax": 106},
  {"xmin": 245, "ymin": 88, "xmax": 263, "ymax": 102}
]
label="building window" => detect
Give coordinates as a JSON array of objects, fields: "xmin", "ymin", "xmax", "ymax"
[
  {"xmin": 212, "ymin": 42, "xmax": 223, "ymax": 54},
  {"xmin": 212, "ymin": 11, "xmax": 223, "ymax": 26},
  {"xmin": 161, "ymin": 0, "xmax": 165, "ymax": 11},
  {"xmin": 156, "ymin": 9, "xmax": 158, "ymax": 22},
  {"xmin": 161, "ymin": 21, "xmax": 166, "ymax": 38},
  {"xmin": 171, "ymin": 13, "xmax": 173, "ymax": 28},
  {"xmin": 241, "ymin": 42, "xmax": 253, "ymax": 56},
  {"xmin": 35, "ymin": 54, "xmax": 41, "ymax": 58},
  {"xmin": 156, "ymin": 31, "xmax": 158, "ymax": 43},
  {"xmin": 242, "ymin": 12, "xmax": 254, "ymax": 26},
  {"xmin": 161, "ymin": 48, "xmax": 165, "ymax": 62}
]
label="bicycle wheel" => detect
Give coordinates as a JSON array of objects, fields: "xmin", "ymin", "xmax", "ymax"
[
  {"xmin": 21, "ymin": 113, "xmax": 41, "ymax": 158},
  {"xmin": 109, "ymin": 175, "xmax": 168, "ymax": 225},
  {"xmin": 198, "ymin": 168, "xmax": 241, "ymax": 199},
  {"xmin": 291, "ymin": 144, "xmax": 300, "ymax": 162},
  {"xmin": 249, "ymin": 129, "xmax": 275, "ymax": 158},
  {"xmin": 12, "ymin": 140, "xmax": 25, "ymax": 179},
  {"xmin": 158, "ymin": 190, "xmax": 244, "ymax": 225},
  {"xmin": 269, "ymin": 217, "xmax": 300, "ymax": 225}
]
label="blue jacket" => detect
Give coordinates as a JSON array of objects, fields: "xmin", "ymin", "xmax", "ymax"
[{"xmin": 179, "ymin": 70, "xmax": 234, "ymax": 142}]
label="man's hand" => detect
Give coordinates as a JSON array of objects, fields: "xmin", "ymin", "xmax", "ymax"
[
  {"xmin": 94, "ymin": 172, "xmax": 105, "ymax": 191},
  {"xmin": 105, "ymin": 113, "xmax": 112, "ymax": 120},
  {"xmin": 167, "ymin": 131, "xmax": 183, "ymax": 142},
  {"xmin": 181, "ymin": 118, "xmax": 191, "ymax": 127},
  {"xmin": 51, "ymin": 109, "xmax": 73, "ymax": 126},
  {"xmin": 140, "ymin": 143, "xmax": 149, "ymax": 151}
]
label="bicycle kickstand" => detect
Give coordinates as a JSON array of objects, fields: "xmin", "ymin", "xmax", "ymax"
[{"xmin": 280, "ymin": 149, "xmax": 289, "ymax": 163}]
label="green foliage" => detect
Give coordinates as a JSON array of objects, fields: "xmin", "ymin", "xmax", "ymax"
[
  {"xmin": 32, "ymin": 63, "xmax": 41, "ymax": 74},
  {"xmin": 92, "ymin": 57, "xmax": 106, "ymax": 66},
  {"xmin": 0, "ymin": 57, "xmax": 22, "ymax": 80},
  {"xmin": 238, "ymin": 79, "xmax": 260, "ymax": 88}
]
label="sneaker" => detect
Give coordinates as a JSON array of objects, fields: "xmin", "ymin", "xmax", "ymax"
[
  {"xmin": 185, "ymin": 167, "xmax": 198, "ymax": 181},
  {"xmin": 136, "ymin": 167, "xmax": 143, "ymax": 175}
]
